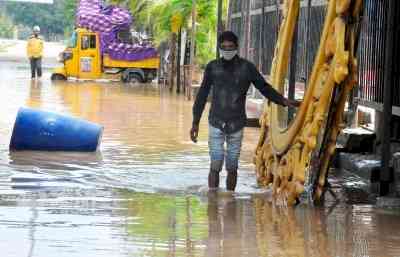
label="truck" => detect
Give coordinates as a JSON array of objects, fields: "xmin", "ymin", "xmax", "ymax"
[
  {"xmin": 51, "ymin": 0, "xmax": 159, "ymax": 83},
  {"xmin": 51, "ymin": 28, "xmax": 159, "ymax": 83}
]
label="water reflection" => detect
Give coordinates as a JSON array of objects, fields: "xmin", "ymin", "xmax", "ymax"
[
  {"xmin": 9, "ymin": 151, "xmax": 103, "ymax": 170},
  {"xmin": 254, "ymin": 198, "xmax": 331, "ymax": 257},
  {"xmin": 113, "ymin": 191, "xmax": 400, "ymax": 257},
  {"xmin": 1, "ymin": 187, "xmax": 400, "ymax": 256},
  {"xmin": 0, "ymin": 71, "xmax": 259, "ymax": 193},
  {"xmin": 118, "ymin": 191, "xmax": 208, "ymax": 256},
  {"xmin": 206, "ymin": 191, "xmax": 259, "ymax": 257},
  {"xmin": 28, "ymin": 200, "xmax": 38, "ymax": 257},
  {"xmin": 27, "ymin": 79, "xmax": 43, "ymax": 109},
  {"xmin": 1, "ymin": 62, "xmax": 400, "ymax": 257}
]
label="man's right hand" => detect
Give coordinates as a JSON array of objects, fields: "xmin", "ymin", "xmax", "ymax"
[
  {"xmin": 284, "ymin": 98, "xmax": 302, "ymax": 108},
  {"xmin": 190, "ymin": 125, "xmax": 199, "ymax": 143}
]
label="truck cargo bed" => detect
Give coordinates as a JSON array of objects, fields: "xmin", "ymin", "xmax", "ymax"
[{"xmin": 103, "ymin": 55, "xmax": 159, "ymax": 69}]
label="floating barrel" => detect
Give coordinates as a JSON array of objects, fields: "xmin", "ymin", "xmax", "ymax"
[{"xmin": 10, "ymin": 107, "xmax": 103, "ymax": 152}]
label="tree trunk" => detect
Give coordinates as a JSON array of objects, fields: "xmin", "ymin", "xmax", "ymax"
[
  {"xmin": 177, "ymin": 29, "xmax": 182, "ymax": 93},
  {"xmin": 216, "ymin": 0, "xmax": 223, "ymax": 58},
  {"xmin": 227, "ymin": 0, "xmax": 233, "ymax": 30},
  {"xmin": 169, "ymin": 33, "xmax": 177, "ymax": 91},
  {"xmin": 188, "ymin": 0, "xmax": 196, "ymax": 100},
  {"xmin": 242, "ymin": 0, "xmax": 250, "ymax": 58}
]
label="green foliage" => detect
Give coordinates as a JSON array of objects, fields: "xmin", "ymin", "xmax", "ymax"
[
  {"xmin": 63, "ymin": 0, "xmax": 78, "ymax": 37},
  {"xmin": 114, "ymin": 0, "xmax": 228, "ymax": 66},
  {"xmin": 5, "ymin": 0, "xmax": 76, "ymax": 40},
  {"xmin": 195, "ymin": 0, "xmax": 218, "ymax": 66},
  {"xmin": 0, "ymin": 13, "xmax": 14, "ymax": 39},
  {"xmin": 2, "ymin": 0, "xmax": 227, "ymax": 64},
  {"xmin": 126, "ymin": 0, "xmax": 227, "ymax": 66}
]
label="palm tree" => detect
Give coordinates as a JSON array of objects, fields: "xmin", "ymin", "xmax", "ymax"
[
  {"xmin": 117, "ymin": 0, "xmax": 229, "ymax": 66},
  {"xmin": 111, "ymin": 0, "xmax": 229, "ymax": 93}
]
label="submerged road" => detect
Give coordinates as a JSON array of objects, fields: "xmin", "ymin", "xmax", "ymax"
[{"xmin": 0, "ymin": 51, "xmax": 400, "ymax": 256}]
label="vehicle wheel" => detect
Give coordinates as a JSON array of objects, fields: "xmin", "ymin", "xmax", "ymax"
[
  {"xmin": 144, "ymin": 78, "xmax": 154, "ymax": 83},
  {"xmin": 51, "ymin": 74, "xmax": 67, "ymax": 81},
  {"xmin": 128, "ymin": 73, "xmax": 143, "ymax": 84}
]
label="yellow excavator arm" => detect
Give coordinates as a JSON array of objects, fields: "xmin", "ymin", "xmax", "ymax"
[{"xmin": 255, "ymin": 0, "xmax": 363, "ymax": 205}]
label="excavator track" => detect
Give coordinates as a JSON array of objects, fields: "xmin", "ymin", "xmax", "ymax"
[{"xmin": 254, "ymin": 0, "xmax": 363, "ymax": 205}]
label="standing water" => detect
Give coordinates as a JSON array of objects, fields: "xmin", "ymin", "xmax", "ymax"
[{"xmin": 0, "ymin": 60, "xmax": 400, "ymax": 257}]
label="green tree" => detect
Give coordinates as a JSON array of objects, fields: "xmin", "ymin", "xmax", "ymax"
[
  {"xmin": 5, "ymin": 0, "xmax": 76, "ymax": 40},
  {"xmin": 112, "ymin": 0, "xmax": 228, "ymax": 66},
  {"xmin": 153, "ymin": 0, "xmax": 228, "ymax": 66},
  {"xmin": 0, "ymin": 13, "xmax": 14, "ymax": 39},
  {"xmin": 63, "ymin": 0, "xmax": 78, "ymax": 36}
]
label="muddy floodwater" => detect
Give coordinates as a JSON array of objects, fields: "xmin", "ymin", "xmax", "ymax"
[{"xmin": 1, "ymin": 61, "xmax": 400, "ymax": 257}]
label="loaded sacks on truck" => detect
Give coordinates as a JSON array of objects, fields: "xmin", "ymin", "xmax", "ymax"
[{"xmin": 76, "ymin": 0, "xmax": 157, "ymax": 62}]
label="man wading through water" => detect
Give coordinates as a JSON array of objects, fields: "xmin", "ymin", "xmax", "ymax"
[{"xmin": 190, "ymin": 31, "xmax": 300, "ymax": 191}]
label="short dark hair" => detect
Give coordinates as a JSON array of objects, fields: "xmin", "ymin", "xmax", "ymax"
[{"xmin": 218, "ymin": 31, "xmax": 238, "ymax": 47}]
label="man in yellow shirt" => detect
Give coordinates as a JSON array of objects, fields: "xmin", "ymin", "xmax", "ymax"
[{"xmin": 27, "ymin": 26, "xmax": 43, "ymax": 79}]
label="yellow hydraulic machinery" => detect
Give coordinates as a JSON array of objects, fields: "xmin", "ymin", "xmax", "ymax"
[{"xmin": 254, "ymin": 0, "xmax": 363, "ymax": 205}]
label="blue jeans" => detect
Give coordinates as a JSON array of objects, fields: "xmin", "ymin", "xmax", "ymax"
[{"xmin": 208, "ymin": 124, "xmax": 244, "ymax": 171}]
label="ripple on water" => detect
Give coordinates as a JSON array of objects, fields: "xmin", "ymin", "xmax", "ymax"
[{"xmin": 0, "ymin": 64, "xmax": 400, "ymax": 256}]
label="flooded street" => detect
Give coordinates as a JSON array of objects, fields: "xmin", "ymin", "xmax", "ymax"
[{"xmin": 1, "ymin": 61, "xmax": 400, "ymax": 257}]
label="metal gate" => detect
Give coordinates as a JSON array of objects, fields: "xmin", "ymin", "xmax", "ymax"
[
  {"xmin": 357, "ymin": 0, "xmax": 400, "ymax": 114},
  {"xmin": 229, "ymin": 0, "xmax": 400, "ymax": 115}
]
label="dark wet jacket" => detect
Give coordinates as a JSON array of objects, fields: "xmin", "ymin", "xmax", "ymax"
[{"xmin": 192, "ymin": 56, "xmax": 287, "ymax": 134}]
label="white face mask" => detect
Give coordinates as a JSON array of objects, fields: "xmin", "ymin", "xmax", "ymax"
[{"xmin": 219, "ymin": 49, "xmax": 237, "ymax": 61}]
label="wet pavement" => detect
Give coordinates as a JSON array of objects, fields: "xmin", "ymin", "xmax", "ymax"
[{"xmin": 0, "ymin": 60, "xmax": 400, "ymax": 256}]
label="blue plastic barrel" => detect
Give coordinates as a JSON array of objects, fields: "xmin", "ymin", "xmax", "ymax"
[{"xmin": 10, "ymin": 107, "xmax": 103, "ymax": 152}]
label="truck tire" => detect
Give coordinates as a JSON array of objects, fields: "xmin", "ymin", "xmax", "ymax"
[
  {"xmin": 128, "ymin": 73, "xmax": 143, "ymax": 84},
  {"xmin": 51, "ymin": 74, "xmax": 67, "ymax": 81}
]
